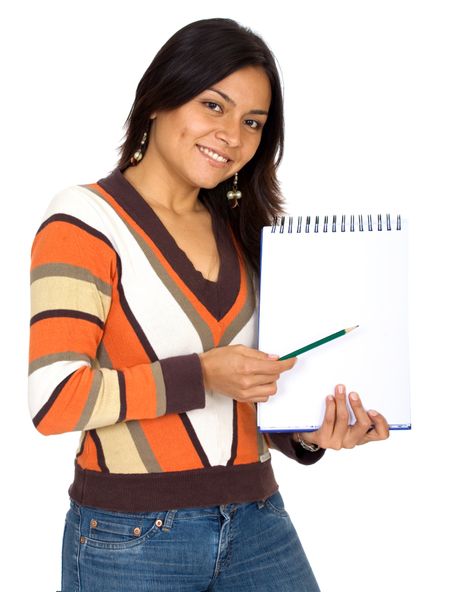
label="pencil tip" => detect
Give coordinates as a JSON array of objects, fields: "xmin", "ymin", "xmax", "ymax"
[{"xmin": 347, "ymin": 325, "xmax": 359, "ymax": 332}]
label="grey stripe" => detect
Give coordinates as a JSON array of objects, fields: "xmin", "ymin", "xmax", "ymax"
[
  {"xmin": 74, "ymin": 370, "xmax": 102, "ymax": 430},
  {"xmin": 152, "ymin": 362, "xmax": 167, "ymax": 416},
  {"xmin": 96, "ymin": 342, "xmax": 113, "ymax": 369},
  {"xmin": 29, "ymin": 351, "xmax": 91, "ymax": 375},
  {"xmin": 126, "ymin": 421, "xmax": 163, "ymax": 473},
  {"xmin": 31, "ymin": 262, "xmax": 112, "ymax": 297},
  {"xmin": 220, "ymin": 259, "xmax": 256, "ymax": 346}
]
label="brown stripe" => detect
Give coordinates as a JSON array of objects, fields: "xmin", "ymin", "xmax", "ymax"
[
  {"xmin": 117, "ymin": 370, "xmax": 127, "ymax": 422},
  {"xmin": 227, "ymin": 400, "xmax": 238, "ymax": 466},
  {"xmin": 33, "ymin": 370, "xmax": 76, "ymax": 429},
  {"xmin": 90, "ymin": 430, "xmax": 109, "ymax": 473},
  {"xmin": 37, "ymin": 213, "xmax": 115, "ymax": 252},
  {"xmin": 93, "ymin": 169, "xmax": 240, "ymax": 321},
  {"xmin": 69, "ymin": 458, "xmax": 280, "ymax": 513},
  {"xmin": 179, "ymin": 414, "xmax": 210, "ymax": 468},
  {"xmin": 30, "ymin": 309, "xmax": 104, "ymax": 329}
]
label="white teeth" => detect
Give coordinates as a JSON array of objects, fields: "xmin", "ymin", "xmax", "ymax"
[{"xmin": 198, "ymin": 145, "xmax": 228, "ymax": 163}]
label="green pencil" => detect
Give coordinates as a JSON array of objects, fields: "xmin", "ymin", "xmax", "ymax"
[{"xmin": 278, "ymin": 326, "xmax": 359, "ymax": 360}]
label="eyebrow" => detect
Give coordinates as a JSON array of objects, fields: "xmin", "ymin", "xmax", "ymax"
[{"xmin": 207, "ymin": 87, "xmax": 269, "ymax": 116}]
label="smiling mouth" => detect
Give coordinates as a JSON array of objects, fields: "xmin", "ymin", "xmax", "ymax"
[{"xmin": 197, "ymin": 144, "xmax": 232, "ymax": 164}]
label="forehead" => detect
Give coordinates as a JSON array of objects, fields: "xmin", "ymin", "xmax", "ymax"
[{"xmin": 206, "ymin": 66, "xmax": 272, "ymax": 111}]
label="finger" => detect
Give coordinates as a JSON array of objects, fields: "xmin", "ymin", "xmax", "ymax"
[
  {"xmin": 345, "ymin": 392, "xmax": 373, "ymax": 447},
  {"xmin": 244, "ymin": 356, "xmax": 297, "ymax": 376},
  {"xmin": 331, "ymin": 384, "xmax": 349, "ymax": 444},
  {"xmin": 366, "ymin": 410, "xmax": 390, "ymax": 440},
  {"xmin": 240, "ymin": 381, "xmax": 279, "ymax": 401},
  {"xmin": 319, "ymin": 395, "xmax": 336, "ymax": 442}
]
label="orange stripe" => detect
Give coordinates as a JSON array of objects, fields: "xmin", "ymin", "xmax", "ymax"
[
  {"xmin": 29, "ymin": 317, "xmax": 102, "ymax": 362},
  {"xmin": 31, "ymin": 219, "xmax": 115, "ymax": 284},
  {"xmin": 37, "ymin": 367, "xmax": 94, "ymax": 435},
  {"xmin": 138, "ymin": 416, "xmax": 204, "ymax": 471},
  {"xmin": 234, "ymin": 402, "xmax": 259, "ymax": 464},
  {"xmin": 100, "ymin": 281, "xmax": 151, "ymax": 365},
  {"xmin": 123, "ymin": 364, "xmax": 158, "ymax": 420}
]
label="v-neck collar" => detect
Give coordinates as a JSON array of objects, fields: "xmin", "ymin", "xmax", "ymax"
[{"xmin": 96, "ymin": 166, "xmax": 241, "ymax": 320}]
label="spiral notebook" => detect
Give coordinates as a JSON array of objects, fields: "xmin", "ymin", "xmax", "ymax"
[{"xmin": 257, "ymin": 214, "xmax": 411, "ymax": 432}]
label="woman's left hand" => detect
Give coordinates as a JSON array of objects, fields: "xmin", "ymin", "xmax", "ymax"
[{"xmin": 294, "ymin": 384, "xmax": 390, "ymax": 450}]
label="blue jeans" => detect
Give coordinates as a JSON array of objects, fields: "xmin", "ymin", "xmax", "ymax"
[{"xmin": 61, "ymin": 491, "xmax": 321, "ymax": 591}]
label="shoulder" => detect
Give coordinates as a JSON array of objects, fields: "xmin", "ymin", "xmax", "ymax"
[{"xmin": 41, "ymin": 184, "xmax": 111, "ymax": 233}]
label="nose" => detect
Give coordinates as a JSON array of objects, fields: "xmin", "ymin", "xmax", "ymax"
[{"xmin": 216, "ymin": 115, "xmax": 242, "ymax": 147}]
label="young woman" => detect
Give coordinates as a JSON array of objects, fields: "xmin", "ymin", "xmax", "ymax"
[{"xmin": 28, "ymin": 17, "xmax": 389, "ymax": 591}]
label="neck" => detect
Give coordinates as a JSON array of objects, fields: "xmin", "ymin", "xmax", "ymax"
[{"xmin": 123, "ymin": 151, "xmax": 203, "ymax": 216}]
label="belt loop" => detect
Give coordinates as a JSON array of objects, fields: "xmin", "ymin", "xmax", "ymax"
[
  {"xmin": 257, "ymin": 500, "xmax": 265, "ymax": 509},
  {"xmin": 162, "ymin": 509, "xmax": 176, "ymax": 532}
]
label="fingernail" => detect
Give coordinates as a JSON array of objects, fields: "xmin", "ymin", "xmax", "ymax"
[
  {"xmin": 337, "ymin": 384, "xmax": 345, "ymax": 395},
  {"xmin": 368, "ymin": 409, "xmax": 379, "ymax": 416},
  {"xmin": 267, "ymin": 354, "xmax": 279, "ymax": 359},
  {"xmin": 327, "ymin": 395, "xmax": 335, "ymax": 402},
  {"xmin": 349, "ymin": 392, "xmax": 359, "ymax": 401}
]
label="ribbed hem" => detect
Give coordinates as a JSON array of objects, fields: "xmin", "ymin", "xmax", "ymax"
[{"xmin": 69, "ymin": 459, "xmax": 279, "ymax": 513}]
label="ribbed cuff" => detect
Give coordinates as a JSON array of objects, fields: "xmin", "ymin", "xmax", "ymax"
[{"xmin": 160, "ymin": 353, "xmax": 206, "ymax": 414}]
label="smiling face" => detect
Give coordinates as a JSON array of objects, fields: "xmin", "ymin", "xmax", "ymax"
[{"xmin": 146, "ymin": 66, "xmax": 272, "ymax": 192}]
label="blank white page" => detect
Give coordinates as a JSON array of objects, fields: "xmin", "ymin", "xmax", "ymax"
[{"xmin": 257, "ymin": 215, "xmax": 411, "ymax": 432}]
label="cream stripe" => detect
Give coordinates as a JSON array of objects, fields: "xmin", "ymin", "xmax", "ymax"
[
  {"xmin": 83, "ymin": 368, "xmax": 121, "ymax": 430},
  {"xmin": 31, "ymin": 276, "xmax": 111, "ymax": 322},
  {"xmin": 96, "ymin": 423, "xmax": 148, "ymax": 473},
  {"xmin": 31, "ymin": 263, "xmax": 112, "ymax": 296}
]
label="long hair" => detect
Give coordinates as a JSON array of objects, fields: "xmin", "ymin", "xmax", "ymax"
[{"xmin": 117, "ymin": 18, "xmax": 287, "ymax": 275}]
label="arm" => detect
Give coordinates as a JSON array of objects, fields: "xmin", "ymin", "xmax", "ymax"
[{"xmin": 28, "ymin": 212, "xmax": 205, "ymax": 436}]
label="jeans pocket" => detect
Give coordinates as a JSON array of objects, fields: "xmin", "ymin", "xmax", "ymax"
[
  {"xmin": 82, "ymin": 508, "xmax": 166, "ymax": 550},
  {"xmin": 263, "ymin": 490, "xmax": 289, "ymax": 517}
]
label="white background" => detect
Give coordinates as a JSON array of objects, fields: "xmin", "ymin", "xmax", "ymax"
[{"xmin": 2, "ymin": 1, "xmax": 449, "ymax": 590}]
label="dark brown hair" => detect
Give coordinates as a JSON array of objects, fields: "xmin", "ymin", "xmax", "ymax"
[{"xmin": 117, "ymin": 18, "xmax": 287, "ymax": 275}]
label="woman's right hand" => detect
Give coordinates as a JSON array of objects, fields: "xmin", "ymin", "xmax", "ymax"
[{"xmin": 198, "ymin": 345, "xmax": 297, "ymax": 403}]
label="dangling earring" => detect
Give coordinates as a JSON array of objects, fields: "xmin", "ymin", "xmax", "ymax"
[
  {"xmin": 227, "ymin": 172, "xmax": 242, "ymax": 208},
  {"xmin": 130, "ymin": 130, "xmax": 148, "ymax": 166}
]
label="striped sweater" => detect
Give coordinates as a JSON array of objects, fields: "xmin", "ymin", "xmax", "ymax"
[{"xmin": 28, "ymin": 166, "xmax": 325, "ymax": 512}]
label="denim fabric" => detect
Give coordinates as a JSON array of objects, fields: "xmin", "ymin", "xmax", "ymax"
[{"xmin": 61, "ymin": 490, "xmax": 320, "ymax": 591}]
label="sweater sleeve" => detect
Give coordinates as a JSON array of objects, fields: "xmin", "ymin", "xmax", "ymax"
[
  {"xmin": 264, "ymin": 433, "xmax": 325, "ymax": 465},
  {"xmin": 28, "ymin": 213, "xmax": 205, "ymax": 436}
]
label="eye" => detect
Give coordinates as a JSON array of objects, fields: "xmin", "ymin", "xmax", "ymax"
[
  {"xmin": 203, "ymin": 101, "xmax": 222, "ymax": 113},
  {"xmin": 245, "ymin": 119, "xmax": 262, "ymax": 130}
]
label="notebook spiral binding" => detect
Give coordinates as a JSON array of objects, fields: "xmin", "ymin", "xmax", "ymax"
[{"xmin": 271, "ymin": 214, "xmax": 402, "ymax": 233}]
